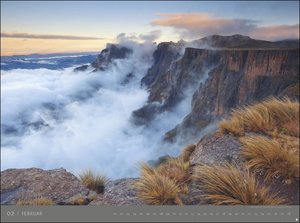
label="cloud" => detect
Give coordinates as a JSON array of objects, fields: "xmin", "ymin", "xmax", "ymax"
[
  {"xmin": 116, "ymin": 30, "xmax": 161, "ymax": 45},
  {"xmin": 250, "ymin": 24, "xmax": 299, "ymax": 41},
  {"xmin": 139, "ymin": 30, "xmax": 162, "ymax": 43},
  {"xmin": 151, "ymin": 13, "xmax": 299, "ymax": 41},
  {"xmin": 1, "ymin": 32, "xmax": 104, "ymax": 40}
]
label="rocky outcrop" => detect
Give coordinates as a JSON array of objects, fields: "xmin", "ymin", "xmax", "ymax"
[
  {"xmin": 91, "ymin": 44, "xmax": 132, "ymax": 71},
  {"xmin": 189, "ymin": 132, "xmax": 243, "ymax": 168},
  {"xmin": 90, "ymin": 178, "xmax": 143, "ymax": 205},
  {"xmin": 73, "ymin": 44, "xmax": 132, "ymax": 72},
  {"xmin": 1, "ymin": 169, "xmax": 143, "ymax": 205},
  {"xmin": 134, "ymin": 35, "xmax": 299, "ymax": 141},
  {"xmin": 0, "ymin": 168, "xmax": 89, "ymax": 205}
]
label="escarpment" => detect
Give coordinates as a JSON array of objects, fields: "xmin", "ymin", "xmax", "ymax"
[{"xmin": 133, "ymin": 37, "xmax": 299, "ymax": 142}]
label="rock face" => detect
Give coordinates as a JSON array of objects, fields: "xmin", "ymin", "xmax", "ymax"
[
  {"xmin": 89, "ymin": 178, "xmax": 143, "ymax": 205},
  {"xmin": 1, "ymin": 168, "xmax": 89, "ymax": 205},
  {"xmin": 189, "ymin": 132, "xmax": 243, "ymax": 168},
  {"xmin": 134, "ymin": 35, "xmax": 299, "ymax": 141}
]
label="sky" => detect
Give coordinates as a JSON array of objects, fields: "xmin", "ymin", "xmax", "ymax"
[{"xmin": 1, "ymin": 1, "xmax": 299, "ymax": 56}]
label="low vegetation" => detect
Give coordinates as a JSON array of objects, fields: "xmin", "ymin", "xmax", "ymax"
[
  {"xmin": 219, "ymin": 97, "xmax": 299, "ymax": 137},
  {"xmin": 240, "ymin": 135, "xmax": 299, "ymax": 182},
  {"xmin": 134, "ymin": 164, "xmax": 181, "ymax": 205},
  {"xmin": 218, "ymin": 97, "xmax": 299, "ymax": 184},
  {"xmin": 193, "ymin": 163, "xmax": 286, "ymax": 205},
  {"xmin": 17, "ymin": 197, "xmax": 54, "ymax": 206},
  {"xmin": 78, "ymin": 170, "xmax": 108, "ymax": 194}
]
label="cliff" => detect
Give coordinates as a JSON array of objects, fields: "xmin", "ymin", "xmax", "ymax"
[{"xmin": 133, "ymin": 36, "xmax": 299, "ymax": 142}]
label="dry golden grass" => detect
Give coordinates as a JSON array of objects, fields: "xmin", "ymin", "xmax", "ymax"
[
  {"xmin": 134, "ymin": 164, "xmax": 180, "ymax": 205},
  {"xmin": 156, "ymin": 157, "xmax": 191, "ymax": 187},
  {"xmin": 68, "ymin": 195, "xmax": 89, "ymax": 205},
  {"xmin": 240, "ymin": 135, "xmax": 299, "ymax": 182},
  {"xmin": 180, "ymin": 144, "xmax": 196, "ymax": 162},
  {"xmin": 79, "ymin": 170, "xmax": 108, "ymax": 193},
  {"xmin": 17, "ymin": 197, "xmax": 54, "ymax": 206},
  {"xmin": 219, "ymin": 97, "xmax": 299, "ymax": 137},
  {"xmin": 193, "ymin": 164, "xmax": 286, "ymax": 205}
]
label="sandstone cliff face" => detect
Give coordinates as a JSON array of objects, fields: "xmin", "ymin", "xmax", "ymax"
[
  {"xmin": 134, "ymin": 39, "xmax": 299, "ymax": 140},
  {"xmin": 177, "ymin": 48, "xmax": 299, "ymax": 138}
]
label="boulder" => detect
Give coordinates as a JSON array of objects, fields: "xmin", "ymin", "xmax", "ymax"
[
  {"xmin": 89, "ymin": 178, "xmax": 143, "ymax": 205},
  {"xmin": 1, "ymin": 168, "xmax": 89, "ymax": 205}
]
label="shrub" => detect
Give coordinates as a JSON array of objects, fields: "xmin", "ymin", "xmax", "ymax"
[
  {"xmin": 79, "ymin": 170, "xmax": 108, "ymax": 193},
  {"xmin": 193, "ymin": 163, "xmax": 286, "ymax": 205}
]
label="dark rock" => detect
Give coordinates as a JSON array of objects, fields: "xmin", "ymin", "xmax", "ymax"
[
  {"xmin": 74, "ymin": 64, "xmax": 89, "ymax": 72},
  {"xmin": 91, "ymin": 44, "xmax": 132, "ymax": 71},
  {"xmin": 1, "ymin": 168, "xmax": 89, "ymax": 205},
  {"xmin": 147, "ymin": 155, "xmax": 173, "ymax": 167}
]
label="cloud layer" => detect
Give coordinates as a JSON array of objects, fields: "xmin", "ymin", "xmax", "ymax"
[
  {"xmin": 1, "ymin": 41, "xmax": 192, "ymax": 179},
  {"xmin": 1, "ymin": 32, "xmax": 104, "ymax": 40},
  {"xmin": 152, "ymin": 13, "xmax": 299, "ymax": 41}
]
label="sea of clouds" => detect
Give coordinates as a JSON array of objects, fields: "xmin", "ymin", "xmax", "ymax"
[
  {"xmin": 0, "ymin": 31, "xmax": 219, "ymax": 179},
  {"xmin": 1, "ymin": 37, "xmax": 205, "ymax": 179}
]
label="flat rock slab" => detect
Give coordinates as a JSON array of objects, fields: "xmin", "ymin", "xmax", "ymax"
[
  {"xmin": 190, "ymin": 132, "xmax": 243, "ymax": 168},
  {"xmin": 1, "ymin": 168, "xmax": 89, "ymax": 204},
  {"xmin": 90, "ymin": 178, "xmax": 144, "ymax": 205}
]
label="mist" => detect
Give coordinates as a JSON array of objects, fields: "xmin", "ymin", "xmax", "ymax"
[{"xmin": 1, "ymin": 40, "xmax": 203, "ymax": 179}]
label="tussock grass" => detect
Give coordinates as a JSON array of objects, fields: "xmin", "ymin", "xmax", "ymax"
[
  {"xmin": 17, "ymin": 197, "xmax": 54, "ymax": 206},
  {"xmin": 79, "ymin": 170, "xmax": 108, "ymax": 194},
  {"xmin": 68, "ymin": 195, "xmax": 90, "ymax": 205},
  {"xmin": 180, "ymin": 144, "xmax": 196, "ymax": 162},
  {"xmin": 135, "ymin": 158, "xmax": 191, "ymax": 205},
  {"xmin": 134, "ymin": 164, "xmax": 180, "ymax": 205},
  {"xmin": 240, "ymin": 136, "xmax": 299, "ymax": 182},
  {"xmin": 156, "ymin": 158, "xmax": 191, "ymax": 189},
  {"xmin": 193, "ymin": 164, "xmax": 286, "ymax": 205},
  {"xmin": 219, "ymin": 97, "xmax": 299, "ymax": 137}
]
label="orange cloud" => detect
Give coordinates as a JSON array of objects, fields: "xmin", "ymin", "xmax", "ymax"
[
  {"xmin": 250, "ymin": 24, "xmax": 299, "ymax": 41},
  {"xmin": 153, "ymin": 13, "xmax": 234, "ymax": 29},
  {"xmin": 152, "ymin": 13, "xmax": 299, "ymax": 41},
  {"xmin": 1, "ymin": 38, "xmax": 107, "ymax": 56},
  {"xmin": 1, "ymin": 32, "xmax": 104, "ymax": 40}
]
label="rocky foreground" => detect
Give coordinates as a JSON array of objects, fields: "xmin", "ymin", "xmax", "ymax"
[{"xmin": 1, "ymin": 131, "xmax": 299, "ymax": 205}]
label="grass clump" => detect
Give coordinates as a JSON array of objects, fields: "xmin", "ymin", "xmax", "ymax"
[
  {"xmin": 240, "ymin": 135, "xmax": 299, "ymax": 182},
  {"xmin": 219, "ymin": 97, "xmax": 299, "ymax": 137},
  {"xmin": 193, "ymin": 163, "xmax": 286, "ymax": 205},
  {"xmin": 134, "ymin": 164, "xmax": 181, "ymax": 205},
  {"xmin": 156, "ymin": 158, "xmax": 191, "ymax": 188},
  {"xmin": 134, "ymin": 157, "xmax": 192, "ymax": 205},
  {"xmin": 79, "ymin": 170, "xmax": 108, "ymax": 194},
  {"xmin": 17, "ymin": 197, "xmax": 54, "ymax": 206}
]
